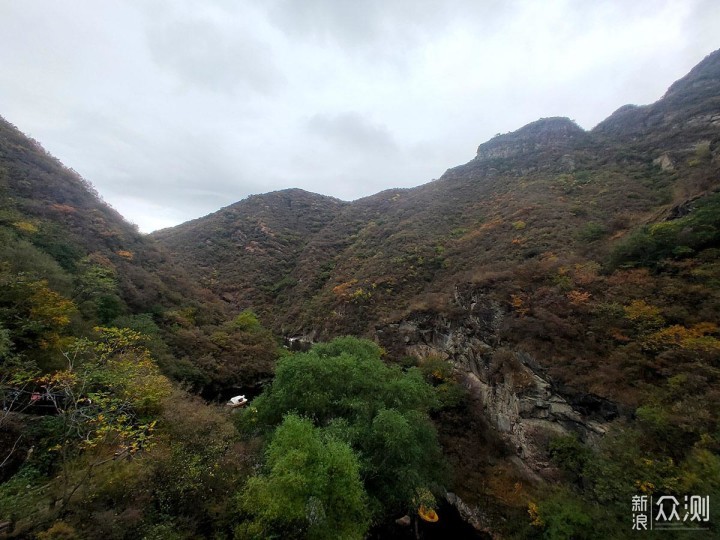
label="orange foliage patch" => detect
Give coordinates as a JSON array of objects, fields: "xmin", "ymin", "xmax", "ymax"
[
  {"xmin": 332, "ymin": 279, "xmax": 358, "ymax": 299},
  {"xmin": 609, "ymin": 329, "xmax": 631, "ymax": 342},
  {"xmin": 87, "ymin": 252, "xmax": 115, "ymax": 269},
  {"xmin": 606, "ymin": 268, "xmax": 653, "ymax": 288},
  {"xmin": 479, "ymin": 217, "xmax": 504, "ymax": 231},
  {"xmin": 567, "ymin": 289, "xmax": 591, "ymax": 305},
  {"xmin": 510, "ymin": 294, "xmax": 529, "ymax": 316},
  {"xmin": 572, "ymin": 262, "xmax": 600, "ymax": 286},
  {"xmin": 418, "ymin": 506, "xmax": 439, "ymax": 522},
  {"xmin": 644, "ymin": 323, "xmax": 720, "ymax": 352},
  {"xmin": 50, "ymin": 203, "xmax": 77, "ymax": 214}
]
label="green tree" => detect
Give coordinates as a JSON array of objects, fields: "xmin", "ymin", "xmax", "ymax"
[
  {"xmin": 168, "ymin": 308, "xmax": 278, "ymax": 394},
  {"xmin": 236, "ymin": 414, "xmax": 369, "ymax": 540},
  {"xmin": 232, "ymin": 309, "xmax": 262, "ymax": 331},
  {"xmin": 145, "ymin": 390, "xmax": 247, "ymax": 535},
  {"xmin": 536, "ymin": 490, "xmax": 594, "ymax": 540},
  {"xmin": 240, "ymin": 337, "xmax": 443, "ymax": 518},
  {"xmin": 73, "ymin": 260, "xmax": 124, "ymax": 323}
]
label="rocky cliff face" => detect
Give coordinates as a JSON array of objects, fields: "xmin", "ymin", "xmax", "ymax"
[
  {"xmin": 378, "ymin": 284, "xmax": 615, "ymax": 475},
  {"xmin": 475, "ymin": 117, "xmax": 588, "ymax": 162},
  {"xmin": 593, "ymin": 50, "xmax": 720, "ymax": 148}
]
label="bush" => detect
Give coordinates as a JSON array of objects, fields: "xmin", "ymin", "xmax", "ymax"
[
  {"xmin": 418, "ymin": 356, "xmax": 467, "ymax": 409},
  {"xmin": 232, "ymin": 310, "xmax": 261, "ymax": 331},
  {"xmin": 549, "ymin": 435, "xmax": 592, "ymax": 483},
  {"xmin": 537, "ymin": 491, "xmax": 594, "ymax": 540},
  {"xmin": 609, "ymin": 192, "xmax": 720, "ymax": 269},
  {"xmin": 37, "ymin": 521, "xmax": 78, "ymax": 540},
  {"xmin": 577, "ymin": 222, "xmax": 607, "ymax": 243}
]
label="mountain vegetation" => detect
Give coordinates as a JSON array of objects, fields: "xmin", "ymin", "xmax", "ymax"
[
  {"xmin": 1, "ymin": 50, "xmax": 720, "ymax": 538},
  {"xmin": 0, "ymin": 115, "xmax": 278, "ymax": 537},
  {"xmin": 236, "ymin": 336, "xmax": 445, "ymax": 539}
]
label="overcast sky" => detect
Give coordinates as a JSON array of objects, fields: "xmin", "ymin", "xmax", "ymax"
[{"xmin": 1, "ymin": 1, "xmax": 718, "ymax": 232}]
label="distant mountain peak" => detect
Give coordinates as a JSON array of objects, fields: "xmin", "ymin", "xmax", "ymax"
[
  {"xmin": 663, "ymin": 48, "xmax": 720, "ymax": 102},
  {"xmin": 240, "ymin": 187, "xmax": 345, "ymax": 208},
  {"xmin": 593, "ymin": 48, "xmax": 720, "ymax": 142},
  {"xmin": 475, "ymin": 117, "xmax": 586, "ymax": 162}
]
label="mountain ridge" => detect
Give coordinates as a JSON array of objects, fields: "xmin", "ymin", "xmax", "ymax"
[
  {"xmin": 153, "ymin": 49, "xmax": 720, "ymax": 339},
  {"xmin": 155, "ymin": 49, "xmax": 720, "ymax": 243}
]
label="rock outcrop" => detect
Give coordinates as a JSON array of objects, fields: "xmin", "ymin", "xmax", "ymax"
[
  {"xmin": 378, "ymin": 284, "xmax": 614, "ymax": 475},
  {"xmin": 475, "ymin": 117, "xmax": 587, "ymax": 162},
  {"xmin": 593, "ymin": 50, "xmax": 720, "ymax": 148}
]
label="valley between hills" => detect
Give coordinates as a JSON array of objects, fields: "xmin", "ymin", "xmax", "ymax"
[{"xmin": 1, "ymin": 50, "xmax": 719, "ymax": 538}]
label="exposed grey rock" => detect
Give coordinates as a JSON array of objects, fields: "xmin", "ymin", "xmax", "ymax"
[
  {"xmin": 653, "ymin": 153, "xmax": 674, "ymax": 171},
  {"xmin": 446, "ymin": 492, "xmax": 500, "ymax": 538},
  {"xmin": 379, "ymin": 284, "xmax": 613, "ymax": 474},
  {"xmin": 476, "ymin": 117, "xmax": 587, "ymax": 162},
  {"xmin": 560, "ymin": 154, "xmax": 576, "ymax": 171}
]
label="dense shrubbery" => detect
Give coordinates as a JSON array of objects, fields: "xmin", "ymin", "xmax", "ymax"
[
  {"xmin": 610, "ymin": 192, "xmax": 720, "ymax": 269},
  {"xmin": 0, "ymin": 138, "xmax": 283, "ymax": 537},
  {"xmin": 530, "ymin": 423, "xmax": 720, "ymax": 539},
  {"xmin": 1, "ymin": 326, "xmax": 172, "ymax": 531},
  {"xmin": 237, "ymin": 337, "xmax": 445, "ymax": 533}
]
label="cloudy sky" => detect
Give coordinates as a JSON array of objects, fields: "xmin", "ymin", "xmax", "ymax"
[{"xmin": 1, "ymin": 1, "xmax": 718, "ymax": 232}]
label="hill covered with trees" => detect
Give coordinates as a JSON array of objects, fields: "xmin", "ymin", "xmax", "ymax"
[
  {"xmin": 153, "ymin": 49, "xmax": 720, "ymax": 538},
  {"xmin": 0, "ymin": 115, "xmax": 280, "ymax": 537}
]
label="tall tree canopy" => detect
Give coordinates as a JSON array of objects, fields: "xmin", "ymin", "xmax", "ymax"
[{"xmin": 239, "ymin": 336, "xmax": 444, "ymax": 521}]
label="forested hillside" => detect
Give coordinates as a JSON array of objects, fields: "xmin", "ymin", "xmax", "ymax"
[
  {"xmin": 1, "ymin": 50, "xmax": 719, "ymax": 539},
  {"xmin": 155, "ymin": 50, "xmax": 720, "ymax": 404},
  {"xmin": 0, "ymin": 116, "xmax": 280, "ymax": 537},
  {"xmin": 154, "ymin": 50, "xmax": 720, "ymax": 537},
  {"xmin": 0, "ymin": 116, "xmax": 280, "ymax": 393}
]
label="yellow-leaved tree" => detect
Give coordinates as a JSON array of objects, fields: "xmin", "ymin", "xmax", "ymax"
[{"xmin": 41, "ymin": 326, "xmax": 172, "ymax": 510}]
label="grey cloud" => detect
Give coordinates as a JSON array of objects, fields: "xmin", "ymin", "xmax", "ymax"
[
  {"xmin": 1, "ymin": 1, "xmax": 718, "ymax": 232},
  {"xmin": 52, "ymin": 107, "xmax": 266, "ymax": 221},
  {"xmin": 98, "ymin": 136, "xmax": 265, "ymax": 217},
  {"xmin": 266, "ymin": 0, "xmax": 510, "ymax": 48},
  {"xmin": 680, "ymin": 0, "xmax": 720, "ymax": 55},
  {"xmin": 263, "ymin": 0, "xmax": 512, "ymax": 72},
  {"xmin": 306, "ymin": 112, "xmax": 397, "ymax": 155},
  {"xmin": 145, "ymin": 9, "xmax": 284, "ymax": 95}
]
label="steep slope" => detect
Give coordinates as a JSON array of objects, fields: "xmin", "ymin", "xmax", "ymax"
[
  {"xmin": 156, "ymin": 51, "xmax": 720, "ymax": 342},
  {"xmin": 594, "ymin": 47, "xmax": 720, "ymax": 150},
  {"xmin": 0, "ymin": 116, "xmax": 277, "ymax": 391},
  {"xmin": 0, "ymin": 116, "xmax": 219, "ymax": 316},
  {"xmin": 0, "ymin": 118, "xmax": 285, "ymax": 539},
  {"xmin": 152, "ymin": 188, "xmax": 347, "ymax": 315}
]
